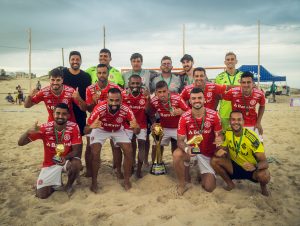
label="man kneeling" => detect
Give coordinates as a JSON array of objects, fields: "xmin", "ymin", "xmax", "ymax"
[
  {"xmin": 211, "ymin": 110, "xmax": 270, "ymax": 196},
  {"xmin": 18, "ymin": 103, "xmax": 82, "ymax": 199}
]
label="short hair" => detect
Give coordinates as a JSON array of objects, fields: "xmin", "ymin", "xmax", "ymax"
[
  {"xmin": 130, "ymin": 53, "xmax": 143, "ymax": 62},
  {"xmin": 161, "ymin": 56, "xmax": 172, "ymax": 64},
  {"xmin": 190, "ymin": 87, "xmax": 204, "ymax": 95},
  {"xmin": 241, "ymin": 71, "xmax": 254, "ymax": 81},
  {"xmin": 97, "ymin": 63, "xmax": 109, "ymax": 71},
  {"xmin": 180, "ymin": 54, "xmax": 193, "ymax": 63},
  {"xmin": 108, "ymin": 87, "xmax": 121, "ymax": 95},
  {"xmin": 230, "ymin": 110, "xmax": 243, "ymax": 119},
  {"xmin": 69, "ymin": 51, "xmax": 81, "ymax": 60},
  {"xmin": 193, "ymin": 67, "xmax": 206, "ymax": 76},
  {"xmin": 54, "ymin": 103, "xmax": 69, "ymax": 112},
  {"xmin": 49, "ymin": 66, "xmax": 64, "ymax": 79},
  {"xmin": 225, "ymin": 51, "xmax": 237, "ymax": 59},
  {"xmin": 129, "ymin": 74, "xmax": 142, "ymax": 81},
  {"xmin": 155, "ymin": 80, "xmax": 168, "ymax": 90},
  {"xmin": 100, "ymin": 48, "xmax": 111, "ymax": 57}
]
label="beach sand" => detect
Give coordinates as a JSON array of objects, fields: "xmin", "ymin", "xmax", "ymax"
[{"xmin": 0, "ymin": 78, "xmax": 299, "ymax": 226}]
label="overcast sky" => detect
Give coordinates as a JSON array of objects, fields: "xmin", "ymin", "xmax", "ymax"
[{"xmin": 0, "ymin": 0, "xmax": 299, "ymax": 87}]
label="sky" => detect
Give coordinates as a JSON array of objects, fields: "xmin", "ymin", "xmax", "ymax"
[{"xmin": 0, "ymin": 0, "xmax": 300, "ymax": 87}]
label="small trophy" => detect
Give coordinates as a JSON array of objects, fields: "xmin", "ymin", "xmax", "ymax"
[
  {"xmin": 52, "ymin": 144, "xmax": 65, "ymax": 164},
  {"xmin": 186, "ymin": 135, "xmax": 203, "ymax": 154},
  {"xmin": 150, "ymin": 124, "xmax": 167, "ymax": 175}
]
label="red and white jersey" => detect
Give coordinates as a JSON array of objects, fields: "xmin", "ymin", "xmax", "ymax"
[
  {"xmin": 28, "ymin": 121, "xmax": 82, "ymax": 167},
  {"xmin": 180, "ymin": 83, "xmax": 226, "ymax": 110},
  {"xmin": 150, "ymin": 93, "xmax": 189, "ymax": 128},
  {"xmin": 85, "ymin": 82, "xmax": 122, "ymax": 106},
  {"xmin": 87, "ymin": 101, "xmax": 135, "ymax": 132},
  {"xmin": 222, "ymin": 87, "xmax": 265, "ymax": 126},
  {"xmin": 31, "ymin": 85, "xmax": 78, "ymax": 122},
  {"xmin": 122, "ymin": 89, "xmax": 148, "ymax": 129},
  {"xmin": 177, "ymin": 108, "xmax": 222, "ymax": 157}
]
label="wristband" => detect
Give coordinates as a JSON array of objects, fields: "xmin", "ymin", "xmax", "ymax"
[{"xmin": 184, "ymin": 146, "xmax": 189, "ymax": 153}]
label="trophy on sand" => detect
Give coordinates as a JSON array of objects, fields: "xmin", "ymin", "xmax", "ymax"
[
  {"xmin": 150, "ymin": 124, "xmax": 167, "ymax": 175},
  {"xmin": 52, "ymin": 144, "xmax": 65, "ymax": 164},
  {"xmin": 186, "ymin": 135, "xmax": 203, "ymax": 154}
]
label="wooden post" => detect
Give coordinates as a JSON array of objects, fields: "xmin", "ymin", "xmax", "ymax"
[
  {"xmin": 28, "ymin": 28, "xmax": 32, "ymax": 91},
  {"xmin": 103, "ymin": 26, "xmax": 106, "ymax": 48},
  {"xmin": 183, "ymin": 24, "xmax": 186, "ymax": 55},
  {"xmin": 62, "ymin": 48, "xmax": 65, "ymax": 66}
]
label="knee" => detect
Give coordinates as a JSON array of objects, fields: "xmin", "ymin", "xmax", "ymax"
[
  {"xmin": 91, "ymin": 144, "xmax": 101, "ymax": 156},
  {"xmin": 256, "ymin": 170, "xmax": 271, "ymax": 184},
  {"xmin": 36, "ymin": 189, "xmax": 52, "ymax": 199},
  {"xmin": 172, "ymin": 148, "xmax": 183, "ymax": 160},
  {"xmin": 70, "ymin": 159, "xmax": 82, "ymax": 172},
  {"xmin": 202, "ymin": 183, "xmax": 216, "ymax": 193}
]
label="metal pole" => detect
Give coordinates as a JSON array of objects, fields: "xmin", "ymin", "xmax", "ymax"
[
  {"xmin": 28, "ymin": 28, "xmax": 32, "ymax": 91},
  {"xmin": 257, "ymin": 20, "xmax": 261, "ymax": 88},
  {"xmin": 183, "ymin": 24, "xmax": 186, "ymax": 55},
  {"xmin": 62, "ymin": 48, "xmax": 65, "ymax": 66}
]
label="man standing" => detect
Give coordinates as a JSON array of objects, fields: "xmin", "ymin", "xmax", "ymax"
[
  {"xmin": 180, "ymin": 67, "xmax": 227, "ymax": 110},
  {"xmin": 62, "ymin": 51, "xmax": 91, "ymax": 136},
  {"xmin": 86, "ymin": 48, "xmax": 124, "ymax": 87},
  {"xmin": 150, "ymin": 81, "xmax": 189, "ymax": 157},
  {"xmin": 215, "ymin": 52, "xmax": 243, "ymax": 131},
  {"xmin": 150, "ymin": 56, "xmax": 184, "ymax": 94},
  {"xmin": 18, "ymin": 103, "xmax": 82, "ymax": 198},
  {"xmin": 85, "ymin": 88, "xmax": 140, "ymax": 192},
  {"xmin": 122, "ymin": 74, "xmax": 150, "ymax": 178},
  {"xmin": 180, "ymin": 54, "xmax": 195, "ymax": 86},
  {"xmin": 211, "ymin": 110, "xmax": 270, "ymax": 196},
  {"xmin": 24, "ymin": 67, "xmax": 86, "ymax": 122},
  {"xmin": 174, "ymin": 87, "xmax": 223, "ymax": 195},
  {"xmin": 122, "ymin": 53, "xmax": 157, "ymax": 90},
  {"xmin": 222, "ymin": 71, "xmax": 265, "ymax": 139}
]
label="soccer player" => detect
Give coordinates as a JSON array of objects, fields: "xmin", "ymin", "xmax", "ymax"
[
  {"xmin": 215, "ymin": 52, "xmax": 243, "ymax": 131},
  {"xmin": 222, "ymin": 71, "xmax": 265, "ymax": 139},
  {"xmin": 85, "ymin": 88, "xmax": 140, "ymax": 192},
  {"xmin": 211, "ymin": 110, "xmax": 270, "ymax": 196},
  {"xmin": 18, "ymin": 103, "xmax": 82, "ymax": 199},
  {"xmin": 149, "ymin": 81, "xmax": 189, "ymax": 159},
  {"xmin": 180, "ymin": 67, "xmax": 227, "ymax": 110},
  {"xmin": 174, "ymin": 87, "xmax": 223, "ymax": 195},
  {"xmin": 86, "ymin": 48, "xmax": 124, "ymax": 87},
  {"xmin": 122, "ymin": 74, "xmax": 150, "ymax": 178},
  {"xmin": 24, "ymin": 67, "xmax": 86, "ymax": 122},
  {"xmin": 150, "ymin": 56, "xmax": 184, "ymax": 94}
]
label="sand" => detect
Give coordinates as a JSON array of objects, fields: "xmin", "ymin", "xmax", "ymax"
[{"xmin": 0, "ymin": 78, "xmax": 299, "ymax": 226}]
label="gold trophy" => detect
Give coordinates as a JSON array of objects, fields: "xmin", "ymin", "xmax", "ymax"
[
  {"xmin": 186, "ymin": 135, "xmax": 203, "ymax": 154},
  {"xmin": 150, "ymin": 124, "xmax": 167, "ymax": 175},
  {"xmin": 52, "ymin": 143, "xmax": 65, "ymax": 164}
]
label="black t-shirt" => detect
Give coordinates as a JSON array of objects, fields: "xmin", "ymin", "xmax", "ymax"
[{"xmin": 62, "ymin": 68, "xmax": 91, "ymax": 134}]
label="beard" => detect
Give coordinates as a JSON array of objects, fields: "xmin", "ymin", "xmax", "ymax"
[
  {"xmin": 192, "ymin": 103, "xmax": 203, "ymax": 110},
  {"xmin": 98, "ymin": 77, "xmax": 107, "ymax": 84},
  {"xmin": 108, "ymin": 104, "xmax": 120, "ymax": 114},
  {"xmin": 231, "ymin": 124, "xmax": 242, "ymax": 133},
  {"xmin": 130, "ymin": 87, "xmax": 140, "ymax": 95},
  {"xmin": 55, "ymin": 118, "xmax": 67, "ymax": 125},
  {"xmin": 71, "ymin": 63, "xmax": 80, "ymax": 70}
]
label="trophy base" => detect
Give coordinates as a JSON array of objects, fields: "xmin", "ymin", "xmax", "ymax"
[
  {"xmin": 52, "ymin": 156, "xmax": 63, "ymax": 164},
  {"xmin": 191, "ymin": 147, "xmax": 201, "ymax": 155},
  {"xmin": 150, "ymin": 162, "xmax": 167, "ymax": 175}
]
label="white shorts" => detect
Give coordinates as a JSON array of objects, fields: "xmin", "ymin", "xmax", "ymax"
[
  {"xmin": 125, "ymin": 129, "xmax": 147, "ymax": 141},
  {"xmin": 245, "ymin": 126, "xmax": 264, "ymax": 142},
  {"xmin": 190, "ymin": 154, "xmax": 215, "ymax": 176},
  {"xmin": 36, "ymin": 161, "xmax": 69, "ymax": 189},
  {"xmin": 90, "ymin": 128, "xmax": 131, "ymax": 145},
  {"xmin": 161, "ymin": 128, "xmax": 177, "ymax": 146}
]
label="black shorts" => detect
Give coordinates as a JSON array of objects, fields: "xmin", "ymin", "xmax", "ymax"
[{"xmin": 230, "ymin": 160, "xmax": 258, "ymax": 183}]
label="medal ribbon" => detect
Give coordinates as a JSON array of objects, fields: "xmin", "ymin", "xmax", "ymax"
[
  {"xmin": 161, "ymin": 93, "xmax": 173, "ymax": 112},
  {"xmin": 161, "ymin": 74, "xmax": 173, "ymax": 88},
  {"xmin": 192, "ymin": 109, "xmax": 206, "ymax": 134},
  {"xmin": 232, "ymin": 129, "xmax": 244, "ymax": 158},
  {"xmin": 241, "ymin": 94, "xmax": 249, "ymax": 115},
  {"xmin": 226, "ymin": 70, "xmax": 239, "ymax": 85},
  {"xmin": 55, "ymin": 128, "xmax": 65, "ymax": 145}
]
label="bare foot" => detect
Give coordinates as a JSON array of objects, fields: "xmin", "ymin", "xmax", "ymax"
[
  {"xmin": 224, "ymin": 182, "xmax": 235, "ymax": 191},
  {"xmin": 261, "ymin": 185, "xmax": 270, "ymax": 196},
  {"xmin": 124, "ymin": 181, "xmax": 132, "ymax": 191},
  {"xmin": 144, "ymin": 161, "xmax": 150, "ymax": 168},
  {"xmin": 177, "ymin": 184, "xmax": 189, "ymax": 196},
  {"xmin": 65, "ymin": 186, "xmax": 74, "ymax": 197},
  {"xmin": 90, "ymin": 184, "xmax": 99, "ymax": 193},
  {"xmin": 135, "ymin": 170, "xmax": 143, "ymax": 179},
  {"xmin": 83, "ymin": 172, "xmax": 92, "ymax": 178},
  {"xmin": 116, "ymin": 171, "xmax": 124, "ymax": 179}
]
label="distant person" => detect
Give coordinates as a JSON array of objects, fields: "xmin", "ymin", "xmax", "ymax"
[
  {"xmin": 150, "ymin": 56, "xmax": 184, "ymax": 94},
  {"xmin": 180, "ymin": 54, "xmax": 195, "ymax": 86},
  {"xmin": 86, "ymin": 48, "xmax": 124, "ymax": 87},
  {"xmin": 211, "ymin": 110, "xmax": 270, "ymax": 196},
  {"xmin": 36, "ymin": 81, "xmax": 42, "ymax": 90},
  {"xmin": 215, "ymin": 52, "xmax": 243, "ymax": 131},
  {"xmin": 270, "ymin": 81, "xmax": 277, "ymax": 102},
  {"xmin": 6, "ymin": 93, "xmax": 15, "ymax": 103},
  {"xmin": 18, "ymin": 103, "xmax": 83, "ymax": 199}
]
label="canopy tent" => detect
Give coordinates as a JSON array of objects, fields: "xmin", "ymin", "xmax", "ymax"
[{"xmin": 238, "ymin": 65, "xmax": 286, "ymax": 82}]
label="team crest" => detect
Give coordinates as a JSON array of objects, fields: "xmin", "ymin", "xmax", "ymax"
[
  {"xmin": 205, "ymin": 121, "xmax": 211, "ymax": 128},
  {"xmin": 250, "ymin": 100, "xmax": 256, "ymax": 105},
  {"xmin": 116, "ymin": 117, "xmax": 123, "ymax": 123},
  {"xmin": 38, "ymin": 179, "xmax": 43, "ymax": 185},
  {"xmin": 207, "ymin": 92, "xmax": 212, "ymax": 97},
  {"xmin": 139, "ymin": 99, "xmax": 145, "ymax": 105},
  {"xmin": 62, "ymin": 99, "xmax": 68, "ymax": 104},
  {"xmin": 109, "ymin": 74, "xmax": 114, "ymax": 79},
  {"xmin": 64, "ymin": 134, "xmax": 70, "ymax": 141}
]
